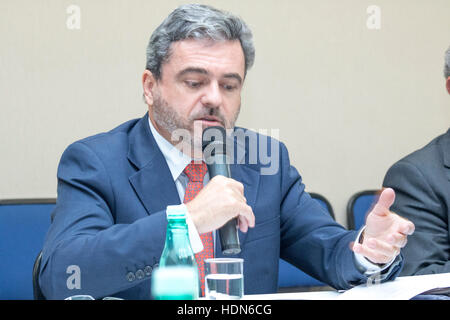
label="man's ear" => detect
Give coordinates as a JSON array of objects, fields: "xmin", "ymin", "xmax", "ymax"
[
  {"xmin": 446, "ymin": 76, "xmax": 450, "ymax": 95},
  {"xmin": 142, "ymin": 70, "xmax": 157, "ymax": 105}
]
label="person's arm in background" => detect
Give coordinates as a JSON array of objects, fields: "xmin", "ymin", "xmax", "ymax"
[{"xmin": 383, "ymin": 160, "xmax": 450, "ymax": 275}]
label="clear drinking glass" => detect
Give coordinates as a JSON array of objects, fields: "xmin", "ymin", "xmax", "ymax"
[{"xmin": 204, "ymin": 258, "xmax": 244, "ymax": 300}]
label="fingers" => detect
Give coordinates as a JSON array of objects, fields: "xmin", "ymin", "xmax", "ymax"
[
  {"xmin": 356, "ymin": 211, "xmax": 415, "ymax": 264},
  {"xmin": 236, "ymin": 203, "xmax": 255, "ymax": 233},
  {"xmin": 352, "ymin": 239, "xmax": 400, "ymax": 264},
  {"xmin": 399, "ymin": 220, "xmax": 415, "ymax": 236},
  {"xmin": 212, "ymin": 175, "xmax": 244, "ymax": 192},
  {"xmin": 353, "ymin": 230, "xmax": 409, "ymax": 264},
  {"xmin": 215, "ymin": 176, "xmax": 246, "ymax": 201},
  {"xmin": 352, "ymin": 243, "xmax": 393, "ymax": 264},
  {"xmin": 220, "ymin": 177, "xmax": 254, "ymax": 230},
  {"xmin": 388, "ymin": 214, "xmax": 415, "ymax": 237},
  {"xmin": 237, "ymin": 215, "xmax": 249, "ymax": 233},
  {"xmin": 370, "ymin": 188, "xmax": 395, "ymax": 217},
  {"xmin": 386, "ymin": 232, "xmax": 408, "ymax": 248}
]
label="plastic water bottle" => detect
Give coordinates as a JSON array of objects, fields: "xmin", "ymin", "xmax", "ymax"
[{"xmin": 152, "ymin": 205, "xmax": 199, "ymax": 300}]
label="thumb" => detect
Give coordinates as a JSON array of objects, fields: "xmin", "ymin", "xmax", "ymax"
[{"xmin": 371, "ymin": 188, "xmax": 395, "ymax": 217}]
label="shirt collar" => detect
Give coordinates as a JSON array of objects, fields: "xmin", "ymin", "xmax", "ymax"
[{"xmin": 148, "ymin": 116, "xmax": 193, "ymax": 181}]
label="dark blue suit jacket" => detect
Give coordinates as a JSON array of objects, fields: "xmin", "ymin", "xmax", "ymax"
[{"xmin": 40, "ymin": 114, "xmax": 401, "ymax": 299}]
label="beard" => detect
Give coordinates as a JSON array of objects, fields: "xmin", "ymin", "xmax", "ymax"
[{"xmin": 151, "ymin": 90, "xmax": 240, "ymax": 154}]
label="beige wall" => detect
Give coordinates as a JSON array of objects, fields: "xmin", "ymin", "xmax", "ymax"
[{"xmin": 1, "ymin": 0, "xmax": 449, "ymax": 226}]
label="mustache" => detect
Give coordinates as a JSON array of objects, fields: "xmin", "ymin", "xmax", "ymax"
[{"xmin": 189, "ymin": 108, "xmax": 227, "ymax": 126}]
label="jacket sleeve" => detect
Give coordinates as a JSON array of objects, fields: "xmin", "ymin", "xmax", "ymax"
[
  {"xmin": 40, "ymin": 141, "xmax": 167, "ymax": 299},
  {"xmin": 278, "ymin": 142, "xmax": 401, "ymax": 290},
  {"xmin": 383, "ymin": 160, "xmax": 450, "ymax": 275}
]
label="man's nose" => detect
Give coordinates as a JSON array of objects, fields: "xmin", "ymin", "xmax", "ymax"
[{"xmin": 200, "ymin": 81, "xmax": 223, "ymax": 108}]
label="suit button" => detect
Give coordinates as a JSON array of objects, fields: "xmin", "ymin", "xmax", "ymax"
[
  {"xmin": 135, "ymin": 269, "xmax": 145, "ymax": 280},
  {"xmin": 144, "ymin": 266, "xmax": 152, "ymax": 277},
  {"xmin": 126, "ymin": 272, "xmax": 136, "ymax": 282}
]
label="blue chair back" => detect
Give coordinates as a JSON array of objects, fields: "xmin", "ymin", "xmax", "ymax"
[
  {"xmin": 0, "ymin": 199, "xmax": 54, "ymax": 299},
  {"xmin": 346, "ymin": 190, "xmax": 380, "ymax": 230},
  {"xmin": 278, "ymin": 193, "xmax": 334, "ymax": 289}
]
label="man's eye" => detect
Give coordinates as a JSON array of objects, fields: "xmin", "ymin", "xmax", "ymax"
[
  {"xmin": 185, "ymin": 80, "xmax": 202, "ymax": 88},
  {"xmin": 222, "ymin": 84, "xmax": 238, "ymax": 91}
]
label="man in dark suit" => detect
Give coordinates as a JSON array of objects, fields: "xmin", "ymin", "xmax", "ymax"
[
  {"xmin": 383, "ymin": 46, "xmax": 450, "ymax": 276},
  {"xmin": 39, "ymin": 4, "xmax": 414, "ymax": 299}
]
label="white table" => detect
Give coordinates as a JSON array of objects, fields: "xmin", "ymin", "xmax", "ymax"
[
  {"xmin": 242, "ymin": 273, "xmax": 450, "ymax": 300},
  {"xmin": 242, "ymin": 290, "xmax": 341, "ymax": 300}
]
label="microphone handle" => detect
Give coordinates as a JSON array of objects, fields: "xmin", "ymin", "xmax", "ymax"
[
  {"xmin": 206, "ymin": 155, "xmax": 241, "ymax": 255},
  {"xmin": 218, "ymin": 220, "xmax": 241, "ymax": 255}
]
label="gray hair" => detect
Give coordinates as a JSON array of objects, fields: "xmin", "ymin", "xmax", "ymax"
[
  {"xmin": 145, "ymin": 4, "xmax": 255, "ymax": 80},
  {"xmin": 445, "ymin": 46, "xmax": 450, "ymax": 79}
]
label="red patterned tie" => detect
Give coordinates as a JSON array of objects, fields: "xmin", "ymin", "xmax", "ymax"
[{"xmin": 183, "ymin": 160, "xmax": 213, "ymax": 296}]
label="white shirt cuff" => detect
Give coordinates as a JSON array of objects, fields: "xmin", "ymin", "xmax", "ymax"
[
  {"xmin": 180, "ymin": 204, "xmax": 204, "ymax": 254},
  {"xmin": 354, "ymin": 226, "xmax": 396, "ymax": 275}
]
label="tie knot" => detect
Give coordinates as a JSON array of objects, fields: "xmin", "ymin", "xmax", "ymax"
[{"xmin": 184, "ymin": 160, "xmax": 207, "ymax": 182}]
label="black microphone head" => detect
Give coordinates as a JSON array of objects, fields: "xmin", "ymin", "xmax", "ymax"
[{"xmin": 202, "ymin": 126, "xmax": 227, "ymax": 155}]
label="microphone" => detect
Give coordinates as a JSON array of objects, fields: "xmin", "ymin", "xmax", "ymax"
[{"xmin": 202, "ymin": 126, "xmax": 241, "ymax": 255}]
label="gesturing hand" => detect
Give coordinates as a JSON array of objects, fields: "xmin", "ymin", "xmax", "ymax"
[{"xmin": 352, "ymin": 188, "xmax": 415, "ymax": 264}]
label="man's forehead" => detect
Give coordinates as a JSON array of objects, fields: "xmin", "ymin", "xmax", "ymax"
[{"xmin": 164, "ymin": 39, "xmax": 245, "ymax": 78}]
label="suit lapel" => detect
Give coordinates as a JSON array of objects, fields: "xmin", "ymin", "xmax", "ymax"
[{"xmin": 128, "ymin": 114, "xmax": 180, "ymax": 215}]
